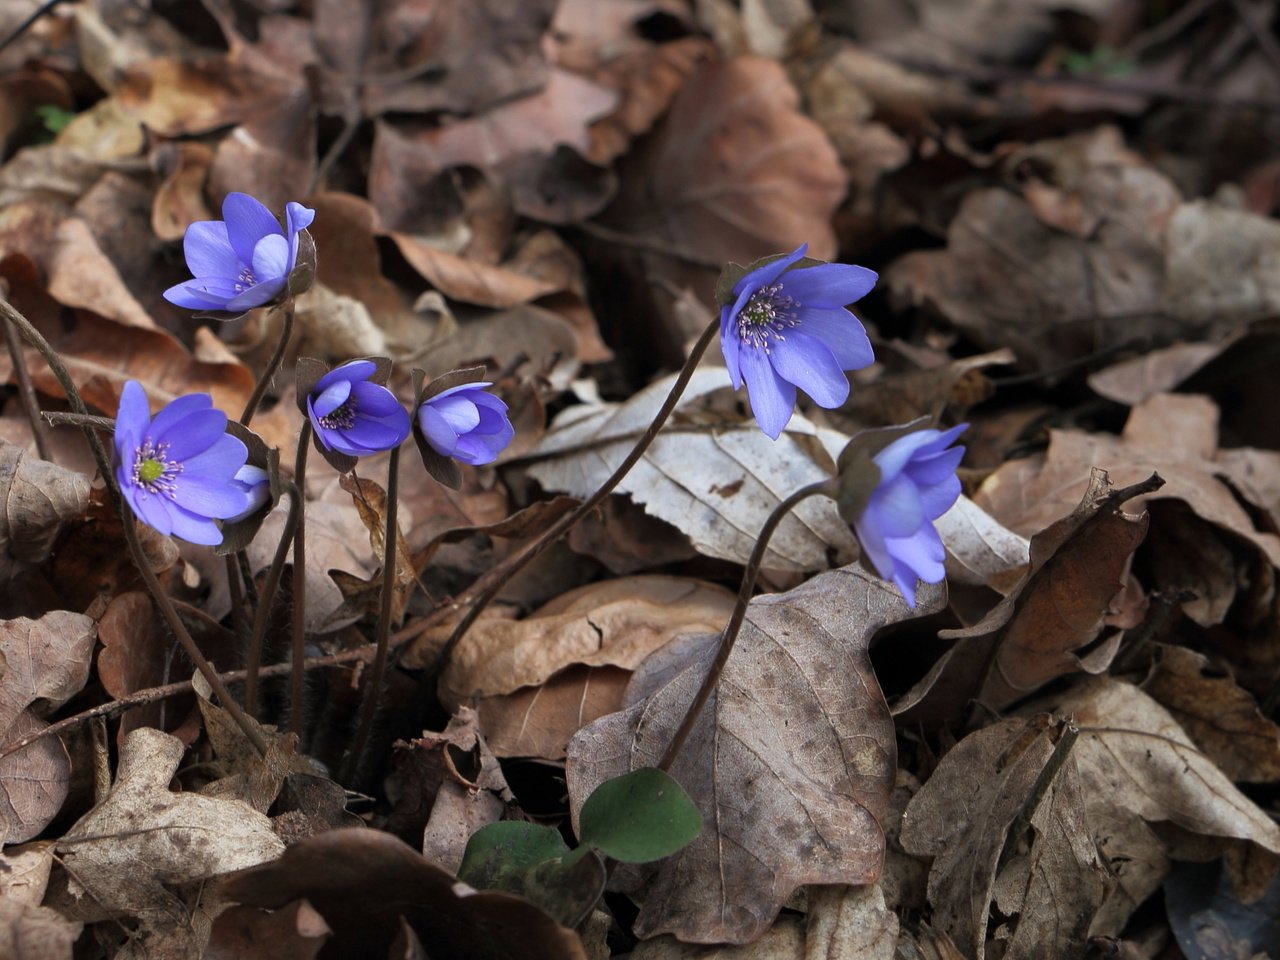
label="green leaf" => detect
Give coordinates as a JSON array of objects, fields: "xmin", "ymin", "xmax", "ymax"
[{"xmin": 578, "ymin": 767, "xmax": 701, "ymax": 863}]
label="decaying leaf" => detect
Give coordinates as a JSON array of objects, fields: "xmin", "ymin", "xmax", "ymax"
[
  {"xmin": 54, "ymin": 728, "xmax": 284, "ymax": 955},
  {"xmin": 528, "ymin": 367, "xmax": 858, "ymax": 570},
  {"xmin": 568, "ymin": 566, "xmax": 944, "ymax": 943},
  {"xmin": 0, "ymin": 610, "xmax": 97, "ymax": 843},
  {"xmin": 479, "ymin": 665, "xmax": 632, "ymax": 760},
  {"xmin": 0, "ymin": 440, "xmax": 91, "ymax": 582},
  {"xmin": 896, "ymin": 470, "xmax": 1155, "ymax": 722},
  {"xmin": 226, "ymin": 827, "xmax": 588, "ymax": 959}
]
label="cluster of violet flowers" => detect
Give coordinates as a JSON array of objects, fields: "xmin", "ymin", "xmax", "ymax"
[
  {"xmin": 115, "ymin": 194, "xmax": 514, "ymax": 557},
  {"xmin": 119, "ymin": 192, "xmax": 964, "ymax": 615}
]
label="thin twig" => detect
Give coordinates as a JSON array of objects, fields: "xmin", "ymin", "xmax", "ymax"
[
  {"xmin": 657, "ymin": 481, "xmax": 829, "ymax": 771},
  {"xmin": 344, "ymin": 445, "xmax": 401, "ymax": 784},
  {"xmin": 0, "ymin": 0, "xmax": 72, "ymax": 55},
  {"xmin": 291, "ymin": 421, "xmax": 312, "ymax": 737},
  {"xmin": 239, "ymin": 301, "xmax": 294, "ymax": 426},
  {"xmin": 2, "ymin": 310, "xmax": 52, "ymax": 460},
  {"xmin": 1226, "ymin": 0, "xmax": 1280, "ymax": 83},
  {"xmin": 429, "ymin": 320, "xmax": 721, "ymax": 678},
  {"xmin": 243, "ymin": 481, "xmax": 301, "ymax": 716}
]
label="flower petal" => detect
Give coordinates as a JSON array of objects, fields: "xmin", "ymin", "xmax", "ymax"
[
  {"xmin": 166, "ymin": 503, "xmax": 224, "ymax": 545},
  {"xmin": 719, "ymin": 307, "xmax": 744, "ymax": 389},
  {"xmin": 316, "ymin": 359, "xmax": 376, "ymax": 392},
  {"xmin": 348, "ymin": 411, "xmax": 410, "ymax": 450},
  {"xmin": 182, "ymin": 221, "xmax": 241, "ymax": 279},
  {"xmin": 852, "ymin": 508, "xmax": 895, "ymax": 583},
  {"xmin": 155, "ymin": 408, "xmax": 227, "ymax": 461},
  {"xmin": 792, "ymin": 306, "xmax": 874, "ymax": 371},
  {"xmin": 252, "ymin": 233, "xmax": 290, "ymax": 283},
  {"xmin": 866, "ymin": 473, "xmax": 925, "ymax": 538},
  {"xmin": 225, "ymin": 276, "xmax": 286, "ymax": 312},
  {"xmin": 418, "ymin": 404, "xmax": 458, "ymax": 455},
  {"xmin": 887, "ymin": 523, "xmax": 946, "ymax": 585},
  {"xmin": 178, "ymin": 433, "xmax": 248, "ymax": 480},
  {"xmin": 780, "ymin": 262, "xmax": 878, "ymax": 307},
  {"xmin": 431, "ymin": 394, "xmax": 482, "ymax": 434},
  {"xmin": 872, "ymin": 430, "xmax": 944, "ymax": 483},
  {"xmin": 916, "ymin": 472, "xmax": 961, "ymax": 520},
  {"xmin": 222, "ymin": 193, "xmax": 284, "ymax": 267},
  {"xmin": 767, "ymin": 332, "xmax": 850, "ymax": 409},
  {"xmin": 313, "ymin": 379, "xmax": 352, "ymax": 418},
  {"xmin": 739, "ymin": 344, "xmax": 797, "ymax": 440},
  {"xmin": 115, "ymin": 381, "xmax": 152, "ymax": 455},
  {"xmin": 132, "ymin": 491, "xmax": 175, "ymax": 536},
  {"xmin": 163, "ymin": 277, "xmax": 244, "ymax": 310},
  {"xmin": 730, "ymin": 244, "xmax": 808, "ymax": 299},
  {"xmin": 903, "ymin": 445, "xmax": 965, "ymax": 487},
  {"xmin": 171, "ymin": 473, "xmax": 254, "ymax": 519},
  {"xmin": 349, "ymin": 380, "xmax": 405, "ymax": 417},
  {"xmin": 284, "ymin": 202, "xmax": 315, "ymax": 269}
]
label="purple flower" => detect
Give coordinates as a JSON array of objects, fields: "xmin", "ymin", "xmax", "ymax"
[
  {"xmin": 851, "ymin": 425, "xmax": 966, "ymax": 608},
  {"xmin": 417, "ymin": 384, "xmax": 514, "ymax": 466},
  {"xmin": 720, "ymin": 244, "xmax": 877, "ymax": 439},
  {"xmin": 113, "ymin": 381, "xmax": 253, "ymax": 546},
  {"xmin": 163, "ymin": 193, "xmax": 315, "ymax": 313},
  {"xmin": 305, "ymin": 359, "xmax": 411, "ymax": 459},
  {"xmin": 226, "ymin": 465, "xmax": 271, "ymax": 523}
]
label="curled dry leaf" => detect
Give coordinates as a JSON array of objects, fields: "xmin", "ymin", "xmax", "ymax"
[
  {"xmin": 896, "ymin": 470, "xmax": 1155, "ymax": 723},
  {"xmin": 528, "ymin": 367, "xmax": 858, "ymax": 570},
  {"xmin": 934, "ymin": 495, "xmax": 1029, "ymax": 595},
  {"xmin": 568, "ymin": 566, "xmax": 945, "ymax": 944},
  {"xmin": 900, "ymin": 716, "xmax": 1107, "ymax": 960},
  {"xmin": 425, "ymin": 575, "xmax": 736, "ymax": 709},
  {"xmin": 0, "ymin": 440, "xmax": 91, "ymax": 582},
  {"xmin": 225, "ymin": 827, "xmax": 588, "ymax": 959},
  {"xmin": 0, "ymin": 610, "xmax": 97, "ymax": 843},
  {"xmin": 54, "ymin": 728, "xmax": 284, "ymax": 949}
]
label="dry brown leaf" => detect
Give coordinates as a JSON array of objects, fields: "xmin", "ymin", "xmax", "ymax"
[
  {"xmin": 568, "ymin": 566, "xmax": 945, "ymax": 944},
  {"xmin": 208, "ymin": 87, "xmax": 316, "ymax": 214},
  {"xmin": 1141, "ymin": 645, "xmax": 1280, "ymax": 783},
  {"xmin": 114, "ymin": 55, "xmax": 296, "ymax": 137},
  {"xmin": 417, "ymin": 303, "xmax": 580, "ymax": 390},
  {"xmin": 1087, "ymin": 341, "xmax": 1223, "ymax": 407},
  {"xmin": 0, "ymin": 610, "xmax": 96, "ymax": 843},
  {"xmin": 900, "ymin": 716, "xmax": 1105, "ymax": 960},
  {"xmin": 479, "ymin": 665, "xmax": 631, "ymax": 760},
  {"xmin": 527, "ymin": 367, "xmax": 858, "ymax": 570},
  {"xmin": 150, "ymin": 142, "xmax": 215, "ymax": 241},
  {"xmin": 206, "ymin": 901, "xmax": 331, "ymax": 960},
  {"xmin": 975, "ymin": 393, "xmax": 1280, "ymax": 574},
  {"xmin": 428, "ymin": 575, "xmax": 735, "ymax": 709},
  {"xmin": 54, "ymin": 727, "xmax": 284, "ymax": 952},
  {"xmin": 0, "ymin": 898, "xmax": 82, "ymax": 960},
  {"xmin": 0, "ymin": 440, "xmax": 91, "ymax": 582},
  {"xmin": 225, "ymin": 827, "xmax": 588, "ymax": 959},
  {"xmin": 897, "ymin": 470, "xmax": 1153, "ymax": 722},
  {"xmin": 336, "ymin": 472, "xmax": 415, "ymax": 626},
  {"xmin": 933, "ymin": 495, "xmax": 1029, "ymax": 595},
  {"xmin": 0, "ymin": 840, "xmax": 55, "ymax": 905},
  {"xmin": 45, "ymin": 215, "xmax": 155, "ymax": 329}
]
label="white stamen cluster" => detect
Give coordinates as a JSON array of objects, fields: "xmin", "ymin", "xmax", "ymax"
[
  {"xmin": 131, "ymin": 440, "xmax": 182, "ymax": 497},
  {"xmin": 233, "ymin": 265, "xmax": 258, "ymax": 294},
  {"xmin": 318, "ymin": 400, "xmax": 357, "ymax": 431},
  {"xmin": 736, "ymin": 282, "xmax": 800, "ymax": 353}
]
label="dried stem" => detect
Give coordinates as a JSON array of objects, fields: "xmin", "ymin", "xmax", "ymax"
[
  {"xmin": 657, "ymin": 481, "xmax": 829, "ymax": 772},
  {"xmin": 431, "ymin": 319, "xmax": 721, "ymax": 677},
  {"xmin": 243, "ymin": 480, "xmax": 301, "ymax": 716},
  {"xmin": 344, "ymin": 445, "xmax": 401, "ymax": 784},
  {"xmin": 290, "ymin": 421, "xmax": 312, "ymax": 736},
  {"xmin": 239, "ymin": 300, "xmax": 294, "ymax": 426},
  {"xmin": 2, "ymin": 308, "xmax": 52, "ymax": 460}
]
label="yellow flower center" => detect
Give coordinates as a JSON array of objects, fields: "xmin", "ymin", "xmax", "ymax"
[{"xmin": 137, "ymin": 457, "xmax": 166, "ymax": 484}]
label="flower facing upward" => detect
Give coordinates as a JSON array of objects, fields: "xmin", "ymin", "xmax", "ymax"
[
  {"xmin": 851, "ymin": 425, "xmax": 967, "ymax": 608},
  {"xmin": 163, "ymin": 193, "xmax": 315, "ymax": 314},
  {"xmin": 720, "ymin": 244, "xmax": 877, "ymax": 439},
  {"xmin": 417, "ymin": 384, "xmax": 514, "ymax": 466},
  {"xmin": 305, "ymin": 359, "xmax": 411, "ymax": 458},
  {"xmin": 113, "ymin": 381, "xmax": 254, "ymax": 546}
]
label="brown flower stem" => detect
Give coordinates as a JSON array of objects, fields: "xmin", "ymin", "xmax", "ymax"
[
  {"xmin": 431, "ymin": 319, "xmax": 720, "ymax": 677},
  {"xmin": 2, "ymin": 307, "xmax": 52, "ymax": 461},
  {"xmin": 0, "ymin": 298, "xmax": 111, "ymax": 474},
  {"xmin": 2, "ymin": 295, "xmax": 270, "ymax": 754},
  {"xmin": 239, "ymin": 300, "xmax": 294, "ymax": 426},
  {"xmin": 39, "ymin": 412, "xmax": 115, "ymax": 431},
  {"xmin": 226, "ymin": 553, "xmax": 249, "ymax": 641},
  {"xmin": 343, "ymin": 445, "xmax": 401, "ymax": 784},
  {"xmin": 290, "ymin": 421, "xmax": 312, "ymax": 736},
  {"xmin": 657, "ymin": 481, "xmax": 829, "ymax": 773},
  {"xmin": 119, "ymin": 508, "xmax": 269, "ymax": 755},
  {"xmin": 243, "ymin": 480, "xmax": 301, "ymax": 717}
]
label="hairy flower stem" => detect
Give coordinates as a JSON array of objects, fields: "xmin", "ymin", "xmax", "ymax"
[
  {"xmin": 238, "ymin": 300, "xmax": 294, "ymax": 426},
  {"xmin": 243, "ymin": 480, "xmax": 301, "ymax": 717},
  {"xmin": 657, "ymin": 481, "xmax": 829, "ymax": 773},
  {"xmin": 0, "ymin": 297, "xmax": 269, "ymax": 755},
  {"xmin": 431, "ymin": 320, "xmax": 720, "ymax": 676},
  {"xmin": 291, "ymin": 421, "xmax": 312, "ymax": 737},
  {"xmin": 2, "ymin": 307, "xmax": 51, "ymax": 461},
  {"xmin": 344, "ymin": 445, "xmax": 401, "ymax": 785}
]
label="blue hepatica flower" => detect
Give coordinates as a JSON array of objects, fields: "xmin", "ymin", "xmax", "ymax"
[
  {"xmin": 417, "ymin": 383, "xmax": 515, "ymax": 466},
  {"xmin": 163, "ymin": 193, "xmax": 315, "ymax": 313},
  {"xmin": 113, "ymin": 381, "xmax": 253, "ymax": 546},
  {"xmin": 720, "ymin": 244, "xmax": 877, "ymax": 439},
  {"xmin": 306, "ymin": 360, "xmax": 411, "ymax": 458},
  {"xmin": 226, "ymin": 465, "xmax": 271, "ymax": 523},
  {"xmin": 852, "ymin": 424, "xmax": 967, "ymax": 608}
]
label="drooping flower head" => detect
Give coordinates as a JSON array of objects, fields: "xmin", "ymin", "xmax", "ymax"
[
  {"xmin": 113, "ymin": 381, "xmax": 254, "ymax": 546},
  {"xmin": 833, "ymin": 422, "xmax": 967, "ymax": 608},
  {"xmin": 411, "ymin": 367, "xmax": 515, "ymax": 489},
  {"xmin": 163, "ymin": 193, "xmax": 315, "ymax": 315},
  {"xmin": 719, "ymin": 244, "xmax": 877, "ymax": 439},
  {"xmin": 299, "ymin": 358, "xmax": 411, "ymax": 470}
]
